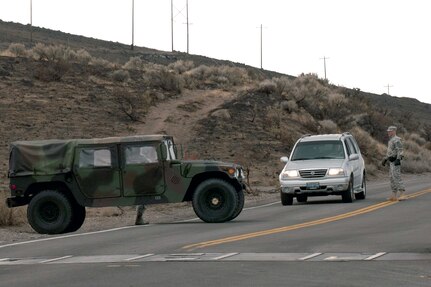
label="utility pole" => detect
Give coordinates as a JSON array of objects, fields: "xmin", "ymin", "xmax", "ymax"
[
  {"xmin": 131, "ymin": 0, "xmax": 134, "ymax": 50},
  {"xmin": 186, "ymin": 0, "xmax": 189, "ymax": 54},
  {"xmin": 171, "ymin": 0, "xmax": 174, "ymax": 52},
  {"xmin": 320, "ymin": 56, "xmax": 329, "ymax": 80},
  {"xmin": 384, "ymin": 84, "xmax": 393, "ymax": 95},
  {"xmin": 260, "ymin": 24, "xmax": 263, "ymax": 69},
  {"xmin": 30, "ymin": 0, "xmax": 33, "ymax": 42}
]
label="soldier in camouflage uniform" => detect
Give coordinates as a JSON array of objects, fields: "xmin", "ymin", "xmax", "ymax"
[{"xmin": 381, "ymin": 126, "xmax": 406, "ymax": 201}]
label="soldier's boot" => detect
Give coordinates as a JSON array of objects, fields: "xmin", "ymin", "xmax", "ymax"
[
  {"xmin": 135, "ymin": 205, "xmax": 148, "ymax": 225},
  {"xmin": 398, "ymin": 190, "xmax": 407, "ymax": 201},
  {"xmin": 388, "ymin": 192, "xmax": 398, "ymax": 201}
]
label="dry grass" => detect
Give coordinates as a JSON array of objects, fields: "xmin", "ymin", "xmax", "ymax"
[{"xmin": 0, "ymin": 192, "xmax": 26, "ymax": 226}]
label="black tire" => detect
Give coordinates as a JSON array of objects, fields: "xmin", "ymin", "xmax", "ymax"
[
  {"xmin": 355, "ymin": 173, "xmax": 367, "ymax": 200},
  {"xmin": 281, "ymin": 192, "xmax": 293, "ymax": 206},
  {"xmin": 228, "ymin": 189, "xmax": 245, "ymax": 221},
  {"xmin": 342, "ymin": 177, "xmax": 355, "ymax": 203},
  {"xmin": 192, "ymin": 179, "xmax": 238, "ymax": 223},
  {"xmin": 64, "ymin": 204, "xmax": 86, "ymax": 233},
  {"xmin": 27, "ymin": 190, "xmax": 73, "ymax": 234},
  {"xmin": 297, "ymin": 195, "xmax": 308, "ymax": 203}
]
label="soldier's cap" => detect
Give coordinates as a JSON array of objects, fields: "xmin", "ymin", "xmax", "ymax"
[{"xmin": 387, "ymin": 126, "xmax": 397, "ymax": 132}]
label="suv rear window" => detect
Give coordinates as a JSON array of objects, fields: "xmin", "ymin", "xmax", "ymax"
[{"xmin": 291, "ymin": 140, "xmax": 345, "ymax": 161}]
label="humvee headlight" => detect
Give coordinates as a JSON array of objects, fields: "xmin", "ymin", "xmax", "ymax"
[
  {"xmin": 281, "ymin": 170, "xmax": 299, "ymax": 180},
  {"xmin": 328, "ymin": 168, "xmax": 344, "ymax": 176}
]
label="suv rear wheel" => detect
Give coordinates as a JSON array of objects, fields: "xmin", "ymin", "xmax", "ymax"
[
  {"xmin": 27, "ymin": 190, "xmax": 73, "ymax": 234},
  {"xmin": 192, "ymin": 179, "xmax": 238, "ymax": 223}
]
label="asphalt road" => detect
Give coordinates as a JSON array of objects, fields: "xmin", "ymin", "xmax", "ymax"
[{"xmin": 1, "ymin": 174, "xmax": 430, "ymax": 287}]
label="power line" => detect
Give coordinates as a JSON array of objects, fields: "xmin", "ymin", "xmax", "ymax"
[
  {"xmin": 131, "ymin": 0, "xmax": 134, "ymax": 50},
  {"xmin": 30, "ymin": 0, "xmax": 32, "ymax": 42}
]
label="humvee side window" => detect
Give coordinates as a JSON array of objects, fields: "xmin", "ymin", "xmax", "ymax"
[
  {"xmin": 79, "ymin": 149, "xmax": 112, "ymax": 168},
  {"xmin": 125, "ymin": 146, "xmax": 158, "ymax": 164}
]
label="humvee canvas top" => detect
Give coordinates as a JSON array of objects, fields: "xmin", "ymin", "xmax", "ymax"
[{"xmin": 9, "ymin": 135, "xmax": 170, "ymax": 177}]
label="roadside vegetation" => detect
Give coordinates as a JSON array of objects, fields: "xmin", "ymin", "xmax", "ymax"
[{"xmin": 0, "ymin": 39, "xmax": 430, "ymax": 228}]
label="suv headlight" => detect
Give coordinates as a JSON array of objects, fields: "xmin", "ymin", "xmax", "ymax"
[
  {"xmin": 328, "ymin": 168, "xmax": 345, "ymax": 176},
  {"xmin": 280, "ymin": 170, "xmax": 299, "ymax": 180}
]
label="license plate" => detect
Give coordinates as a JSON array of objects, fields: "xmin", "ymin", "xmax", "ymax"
[{"xmin": 306, "ymin": 182, "xmax": 320, "ymax": 190}]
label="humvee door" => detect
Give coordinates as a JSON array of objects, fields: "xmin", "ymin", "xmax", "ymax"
[
  {"xmin": 73, "ymin": 145, "xmax": 121, "ymax": 198},
  {"xmin": 121, "ymin": 142, "xmax": 165, "ymax": 196}
]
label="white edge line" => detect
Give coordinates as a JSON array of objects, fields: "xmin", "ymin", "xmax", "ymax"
[
  {"xmin": 298, "ymin": 253, "xmax": 322, "ymax": 261},
  {"xmin": 124, "ymin": 254, "xmax": 155, "ymax": 261},
  {"xmin": 364, "ymin": 252, "xmax": 386, "ymax": 261},
  {"xmin": 40, "ymin": 255, "xmax": 73, "ymax": 264},
  {"xmin": 213, "ymin": 252, "xmax": 239, "ymax": 260},
  {"xmin": 0, "ymin": 258, "xmax": 10, "ymax": 262},
  {"xmin": 0, "ymin": 225, "xmax": 139, "ymax": 249}
]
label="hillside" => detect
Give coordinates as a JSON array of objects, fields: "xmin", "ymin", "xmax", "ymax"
[{"xmin": 1, "ymin": 20, "xmax": 431, "ymax": 191}]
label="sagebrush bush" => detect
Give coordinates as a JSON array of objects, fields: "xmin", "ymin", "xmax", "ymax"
[
  {"xmin": 7, "ymin": 43, "xmax": 27, "ymax": 57},
  {"xmin": 123, "ymin": 56, "xmax": 145, "ymax": 70},
  {"xmin": 404, "ymin": 133, "xmax": 427, "ymax": 146},
  {"xmin": 168, "ymin": 60, "xmax": 194, "ymax": 74},
  {"xmin": 111, "ymin": 70, "xmax": 130, "ymax": 82},
  {"xmin": 318, "ymin": 119, "xmax": 338, "ymax": 134},
  {"xmin": 273, "ymin": 76, "xmax": 291, "ymax": 96},
  {"xmin": 258, "ymin": 79, "xmax": 277, "ymax": 94},
  {"xmin": 183, "ymin": 65, "xmax": 248, "ymax": 89},
  {"xmin": 0, "ymin": 192, "xmax": 25, "ymax": 226},
  {"xmin": 280, "ymin": 100, "xmax": 298, "ymax": 113},
  {"xmin": 143, "ymin": 69, "xmax": 183, "ymax": 93},
  {"xmin": 33, "ymin": 60, "xmax": 70, "ymax": 81},
  {"xmin": 90, "ymin": 57, "xmax": 114, "ymax": 68}
]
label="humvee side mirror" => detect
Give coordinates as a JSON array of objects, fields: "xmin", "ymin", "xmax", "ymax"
[{"xmin": 159, "ymin": 143, "xmax": 168, "ymax": 161}]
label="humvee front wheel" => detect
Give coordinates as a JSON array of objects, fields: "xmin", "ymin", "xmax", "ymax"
[
  {"xmin": 192, "ymin": 179, "xmax": 238, "ymax": 223},
  {"xmin": 64, "ymin": 204, "xmax": 86, "ymax": 233},
  {"xmin": 27, "ymin": 190, "xmax": 73, "ymax": 234}
]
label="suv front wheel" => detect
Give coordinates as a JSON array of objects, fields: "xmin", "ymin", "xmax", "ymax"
[{"xmin": 341, "ymin": 177, "xmax": 355, "ymax": 203}]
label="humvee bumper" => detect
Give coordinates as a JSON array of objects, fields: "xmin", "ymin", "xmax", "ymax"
[{"xmin": 6, "ymin": 196, "xmax": 28, "ymax": 208}]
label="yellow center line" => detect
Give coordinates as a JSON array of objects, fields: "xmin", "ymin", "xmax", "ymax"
[{"xmin": 183, "ymin": 189, "xmax": 431, "ymax": 251}]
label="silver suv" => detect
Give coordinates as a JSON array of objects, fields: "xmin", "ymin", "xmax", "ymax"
[{"xmin": 279, "ymin": 133, "xmax": 366, "ymax": 205}]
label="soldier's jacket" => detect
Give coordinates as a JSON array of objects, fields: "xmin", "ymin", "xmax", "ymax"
[{"xmin": 386, "ymin": 135, "xmax": 403, "ymax": 161}]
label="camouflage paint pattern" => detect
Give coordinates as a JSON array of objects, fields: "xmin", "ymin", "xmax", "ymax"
[
  {"xmin": 386, "ymin": 135, "xmax": 405, "ymax": 193},
  {"xmin": 7, "ymin": 135, "xmax": 245, "ymax": 208}
]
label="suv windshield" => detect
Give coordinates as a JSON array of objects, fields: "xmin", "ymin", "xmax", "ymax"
[{"xmin": 291, "ymin": 140, "xmax": 345, "ymax": 161}]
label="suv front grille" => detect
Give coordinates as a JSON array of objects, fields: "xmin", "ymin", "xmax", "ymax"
[{"xmin": 299, "ymin": 169, "xmax": 327, "ymax": 178}]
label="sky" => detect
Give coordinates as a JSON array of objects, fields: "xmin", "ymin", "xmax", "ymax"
[{"xmin": 1, "ymin": 0, "xmax": 430, "ymax": 104}]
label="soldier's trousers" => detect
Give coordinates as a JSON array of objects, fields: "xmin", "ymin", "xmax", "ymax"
[
  {"xmin": 389, "ymin": 163, "xmax": 405, "ymax": 193},
  {"xmin": 136, "ymin": 205, "xmax": 146, "ymax": 219}
]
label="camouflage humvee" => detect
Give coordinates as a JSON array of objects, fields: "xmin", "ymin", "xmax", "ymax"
[{"xmin": 7, "ymin": 135, "xmax": 245, "ymax": 234}]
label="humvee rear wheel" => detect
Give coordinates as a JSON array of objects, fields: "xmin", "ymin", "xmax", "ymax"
[
  {"xmin": 192, "ymin": 179, "xmax": 238, "ymax": 223},
  {"xmin": 27, "ymin": 190, "xmax": 73, "ymax": 234},
  {"xmin": 64, "ymin": 204, "xmax": 86, "ymax": 233}
]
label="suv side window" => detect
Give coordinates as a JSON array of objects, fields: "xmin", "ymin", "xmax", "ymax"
[
  {"xmin": 344, "ymin": 140, "xmax": 352, "ymax": 156},
  {"xmin": 346, "ymin": 138, "xmax": 358, "ymax": 154},
  {"xmin": 125, "ymin": 145, "xmax": 158, "ymax": 165},
  {"xmin": 79, "ymin": 148, "xmax": 112, "ymax": 168}
]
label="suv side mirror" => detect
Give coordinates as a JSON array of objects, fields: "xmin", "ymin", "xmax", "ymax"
[
  {"xmin": 280, "ymin": 156, "xmax": 289, "ymax": 163},
  {"xmin": 349, "ymin": 154, "xmax": 359, "ymax": 161}
]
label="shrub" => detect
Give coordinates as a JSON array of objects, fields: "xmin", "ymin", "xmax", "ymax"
[
  {"xmin": 318, "ymin": 119, "xmax": 338, "ymax": 134},
  {"xmin": 404, "ymin": 133, "xmax": 426, "ymax": 146},
  {"xmin": 168, "ymin": 60, "xmax": 194, "ymax": 74},
  {"xmin": 90, "ymin": 57, "xmax": 114, "ymax": 68},
  {"xmin": 258, "ymin": 79, "xmax": 277, "ymax": 94},
  {"xmin": 0, "ymin": 192, "xmax": 25, "ymax": 226},
  {"xmin": 111, "ymin": 70, "xmax": 130, "ymax": 82},
  {"xmin": 280, "ymin": 100, "xmax": 298, "ymax": 113},
  {"xmin": 123, "ymin": 56, "xmax": 145, "ymax": 70},
  {"xmin": 33, "ymin": 60, "xmax": 70, "ymax": 81},
  {"xmin": 273, "ymin": 76, "xmax": 291, "ymax": 96},
  {"xmin": 75, "ymin": 49, "xmax": 92, "ymax": 64},
  {"xmin": 144, "ymin": 69, "xmax": 183, "ymax": 93},
  {"xmin": 7, "ymin": 43, "xmax": 27, "ymax": 57}
]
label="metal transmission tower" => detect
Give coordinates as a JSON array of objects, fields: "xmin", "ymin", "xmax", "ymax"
[
  {"xmin": 320, "ymin": 56, "xmax": 329, "ymax": 80},
  {"xmin": 384, "ymin": 84, "xmax": 394, "ymax": 95}
]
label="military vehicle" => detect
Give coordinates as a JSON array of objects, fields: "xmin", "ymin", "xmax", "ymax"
[{"xmin": 7, "ymin": 135, "xmax": 245, "ymax": 234}]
